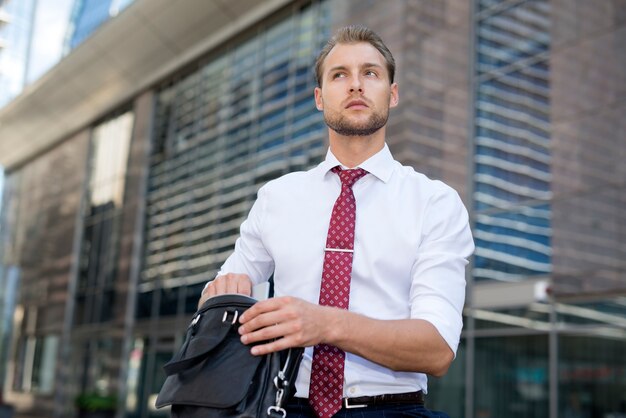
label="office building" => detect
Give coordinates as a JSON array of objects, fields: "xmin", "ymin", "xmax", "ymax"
[{"xmin": 0, "ymin": 1, "xmax": 624, "ymax": 417}]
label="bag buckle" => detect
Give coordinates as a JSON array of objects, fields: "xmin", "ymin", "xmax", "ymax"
[
  {"xmin": 267, "ymin": 405, "xmax": 286, "ymax": 417},
  {"xmin": 268, "ymin": 349, "xmax": 291, "ymax": 417},
  {"xmin": 222, "ymin": 310, "xmax": 239, "ymax": 325},
  {"xmin": 189, "ymin": 314, "xmax": 202, "ymax": 335},
  {"xmin": 344, "ymin": 398, "xmax": 368, "ymax": 409},
  {"xmin": 268, "ymin": 387, "xmax": 286, "ymax": 417}
]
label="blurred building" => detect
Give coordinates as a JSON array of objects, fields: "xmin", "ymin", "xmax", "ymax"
[
  {"xmin": 0, "ymin": 0, "xmax": 131, "ymax": 110},
  {"xmin": 0, "ymin": 0, "xmax": 37, "ymax": 108},
  {"xmin": 0, "ymin": 0, "xmax": 624, "ymax": 417}
]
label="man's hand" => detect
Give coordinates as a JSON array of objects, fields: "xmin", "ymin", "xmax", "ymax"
[
  {"xmin": 238, "ymin": 296, "xmax": 335, "ymax": 356},
  {"xmin": 238, "ymin": 294, "xmax": 454, "ymax": 376},
  {"xmin": 198, "ymin": 273, "xmax": 252, "ymax": 308}
]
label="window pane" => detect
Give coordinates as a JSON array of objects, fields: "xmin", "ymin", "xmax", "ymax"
[
  {"xmin": 475, "ymin": 335, "xmax": 549, "ymax": 418},
  {"xmin": 559, "ymin": 334, "xmax": 626, "ymax": 417},
  {"xmin": 76, "ymin": 110, "xmax": 135, "ymax": 325}
]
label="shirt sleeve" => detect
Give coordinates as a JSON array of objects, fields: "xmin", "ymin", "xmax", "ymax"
[
  {"xmin": 409, "ymin": 184, "xmax": 474, "ymax": 355},
  {"xmin": 212, "ymin": 185, "xmax": 275, "ymax": 286}
]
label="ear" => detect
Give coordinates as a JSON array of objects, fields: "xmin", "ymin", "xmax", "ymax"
[
  {"xmin": 314, "ymin": 87, "xmax": 324, "ymax": 111},
  {"xmin": 389, "ymin": 83, "xmax": 399, "ymax": 108}
]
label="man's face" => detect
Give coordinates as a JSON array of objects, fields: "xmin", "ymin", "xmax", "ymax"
[{"xmin": 314, "ymin": 42, "xmax": 398, "ymax": 137}]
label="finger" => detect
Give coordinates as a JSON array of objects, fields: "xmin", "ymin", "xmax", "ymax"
[
  {"xmin": 237, "ymin": 278, "xmax": 252, "ymax": 296},
  {"xmin": 198, "ymin": 281, "xmax": 216, "ymax": 308},
  {"xmin": 197, "ymin": 294, "xmax": 208, "ymax": 309},
  {"xmin": 239, "ymin": 308, "xmax": 286, "ymax": 335},
  {"xmin": 240, "ymin": 298, "xmax": 285, "ymax": 323},
  {"xmin": 250, "ymin": 336, "xmax": 293, "ymax": 356},
  {"xmin": 218, "ymin": 274, "xmax": 253, "ymax": 295},
  {"xmin": 213, "ymin": 277, "xmax": 227, "ymax": 295},
  {"xmin": 205, "ymin": 282, "xmax": 216, "ymax": 298},
  {"xmin": 241, "ymin": 321, "xmax": 291, "ymax": 346},
  {"xmin": 225, "ymin": 277, "xmax": 239, "ymax": 294},
  {"xmin": 197, "ymin": 288, "xmax": 211, "ymax": 309}
]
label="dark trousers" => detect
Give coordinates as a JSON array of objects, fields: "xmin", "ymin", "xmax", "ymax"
[{"xmin": 285, "ymin": 401, "xmax": 451, "ymax": 417}]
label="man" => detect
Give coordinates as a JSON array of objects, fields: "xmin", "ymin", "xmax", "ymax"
[{"xmin": 199, "ymin": 25, "xmax": 474, "ymax": 418}]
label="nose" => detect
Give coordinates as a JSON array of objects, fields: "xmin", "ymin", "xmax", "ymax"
[{"xmin": 349, "ymin": 76, "xmax": 363, "ymax": 94}]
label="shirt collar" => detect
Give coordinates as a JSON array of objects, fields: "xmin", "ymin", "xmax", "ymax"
[{"xmin": 319, "ymin": 143, "xmax": 395, "ymax": 184}]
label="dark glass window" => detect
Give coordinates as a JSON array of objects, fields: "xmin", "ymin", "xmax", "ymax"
[
  {"xmin": 475, "ymin": 335, "xmax": 549, "ymax": 418},
  {"xmin": 559, "ymin": 335, "xmax": 626, "ymax": 417},
  {"xmin": 75, "ymin": 111, "xmax": 134, "ymax": 324}
]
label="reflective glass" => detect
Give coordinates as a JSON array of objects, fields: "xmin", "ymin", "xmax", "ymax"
[
  {"xmin": 0, "ymin": 0, "xmax": 37, "ymax": 106},
  {"xmin": 67, "ymin": 0, "xmax": 135, "ymax": 49},
  {"xmin": 474, "ymin": 0, "xmax": 552, "ymax": 283},
  {"xmin": 0, "ymin": 132, "xmax": 89, "ymax": 395},
  {"xmin": 474, "ymin": 202, "xmax": 551, "ymax": 281},
  {"xmin": 475, "ymin": 335, "xmax": 549, "ymax": 418},
  {"xmin": 140, "ymin": 3, "xmax": 331, "ymax": 317},
  {"xmin": 559, "ymin": 334, "xmax": 626, "ymax": 417},
  {"xmin": 76, "ymin": 110, "xmax": 134, "ymax": 325},
  {"xmin": 477, "ymin": 2, "xmax": 550, "ymax": 72}
]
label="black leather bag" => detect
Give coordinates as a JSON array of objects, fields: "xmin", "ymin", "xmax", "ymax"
[{"xmin": 155, "ymin": 294, "xmax": 303, "ymax": 417}]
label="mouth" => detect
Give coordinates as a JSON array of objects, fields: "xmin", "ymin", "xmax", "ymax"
[{"xmin": 345, "ymin": 99, "xmax": 369, "ymax": 109}]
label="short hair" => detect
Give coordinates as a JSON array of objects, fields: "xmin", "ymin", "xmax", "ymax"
[{"xmin": 314, "ymin": 25, "xmax": 396, "ymax": 87}]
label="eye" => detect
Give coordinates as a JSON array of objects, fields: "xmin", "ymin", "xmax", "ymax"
[
  {"xmin": 332, "ymin": 72, "xmax": 346, "ymax": 79},
  {"xmin": 365, "ymin": 70, "xmax": 378, "ymax": 77}
]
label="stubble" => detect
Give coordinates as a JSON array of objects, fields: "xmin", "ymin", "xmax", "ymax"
[{"xmin": 323, "ymin": 107, "xmax": 388, "ymax": 137}]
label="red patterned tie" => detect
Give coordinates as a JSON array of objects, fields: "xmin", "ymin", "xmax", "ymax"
[{"xmin": 309, "ymin": 166, "xmax": 368, "ymax": 418}]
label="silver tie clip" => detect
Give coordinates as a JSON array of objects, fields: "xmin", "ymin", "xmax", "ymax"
[{"xmin": 324, "ymin": 248, "xmax": 354, "ymax": 253}]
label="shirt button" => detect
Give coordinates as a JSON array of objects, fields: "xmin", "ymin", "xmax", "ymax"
[{"xmin": 349, "ymin": 387, "xmax": 356, "ymax": 394}]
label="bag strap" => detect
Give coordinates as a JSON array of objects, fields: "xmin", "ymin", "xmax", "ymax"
[
  {"xmin": 266, "ymin": 347, "xmax": 305, "ymax": 417},
  {"xmin": 163, "ymin": 342, "xmax": 218, "ymax": 375}
]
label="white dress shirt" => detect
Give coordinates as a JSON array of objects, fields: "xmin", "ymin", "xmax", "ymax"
[{"xmin": 216, "ymin": 144, "xmax": 474, "ymax": 397}]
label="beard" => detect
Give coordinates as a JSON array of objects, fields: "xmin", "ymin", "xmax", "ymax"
[{"xmin": 324, "ymin": 107, "xmax": 389, "ymax": 136}]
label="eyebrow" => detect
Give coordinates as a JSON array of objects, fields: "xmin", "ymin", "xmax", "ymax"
[{"xmin": 327, "ymin": 62, "xmax": 385, "ymax": 74}]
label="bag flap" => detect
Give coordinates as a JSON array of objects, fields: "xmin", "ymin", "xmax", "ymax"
[
  {"xmin": 156, "ymin": 332, "xmax": 262, "ymax": 408},
  {"xmin": 157, "ymin": 294, "xmax": 262, "ymax": 408},
  {"xmin": 162, "ymin": 294, "xmax": 255, "ymax": 375},
  {"xmin": 162, "ymin": 315, "xmax": 231, "ymax": 375},
  {"xmin": 180, "ymin": 329, "xmax": 230, "ymax": 362}
]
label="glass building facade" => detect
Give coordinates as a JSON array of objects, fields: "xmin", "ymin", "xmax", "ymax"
[
  {"xmin": 434, "ymin": 2, "xmax": 626, "ymax": 417},
  {"xmin": 0, "ymin": 0, "xmax": 36, "ymax": 107},
  {"xmin": 76, "ymin": 110, "xmax": 134, "ymax": 326},
  {"xmin": 65, "ymin": 0, "xmax": 134, "ymax": 51},
  {"xmin": 139, "ymin": 6, "xmax": 329, "ymax": 320},
  {"xmin": 0, "ymin": 132, "xmax": 89, "ymax": 399},
  {"xmin": 473, "ymin": 0, "xmax": 552, "ymax": 282},
  {"xmin": 130, "ymin": 4, "xmax": 332, "ymax": 417},
  {"xmin": 0, "ymin": 0, "xmax": 625, "ymax": 417},
  {"xmin": 0, "ymin": 0, "xmax": 116, "ymax": 112}
]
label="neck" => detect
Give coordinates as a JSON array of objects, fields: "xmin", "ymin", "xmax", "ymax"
[{"xmin": 328, "ymin": 129, "xmax": 386, "ymax": 168}]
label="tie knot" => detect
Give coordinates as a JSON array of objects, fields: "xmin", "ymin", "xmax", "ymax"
[{"xmin": 332, "ymin": 167, "xmax": 368, "ymax": 189}]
